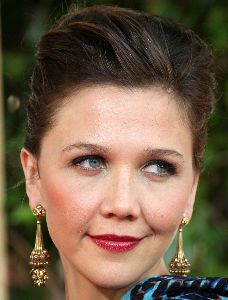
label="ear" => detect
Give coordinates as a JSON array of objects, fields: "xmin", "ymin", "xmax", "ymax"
[
  {"xmin": 20, "ymin": 147, "xmax": 42, "ymax": 209},
  {"xmin": 184, "ymin": 169, "xmax": 200, "ymax": 220}
]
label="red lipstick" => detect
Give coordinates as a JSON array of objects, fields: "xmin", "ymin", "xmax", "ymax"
[{"xmin": 89, "ymin": 234, "xmax": 143, "ymax": 252}]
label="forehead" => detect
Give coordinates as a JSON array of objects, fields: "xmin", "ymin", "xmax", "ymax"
[{"xmin": 41, "ymin": 85, "xmax": 192, "ymax": 155}]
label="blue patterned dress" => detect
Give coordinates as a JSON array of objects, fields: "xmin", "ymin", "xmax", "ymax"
[{"xmin": 121, "ymin": 275, "xmax": 228, "ymax": 299}]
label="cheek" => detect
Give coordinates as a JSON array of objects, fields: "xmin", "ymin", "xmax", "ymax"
[
  {"xmin": 142, "ymin": 182, "xmax": 192, "ymax": 235},
  {"xmin": 40, "ymin": 175, "xmax": 99, "ymax": 242}
]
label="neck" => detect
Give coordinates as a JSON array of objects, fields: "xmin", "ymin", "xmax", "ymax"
[{"xmin": 62, "ymin": 258, "xmax": 169, "ymax": 300}]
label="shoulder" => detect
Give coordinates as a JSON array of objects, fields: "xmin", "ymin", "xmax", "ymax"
[{"xmin": 121, "ymin": 275, "xmax": 228, "ymax": 299}]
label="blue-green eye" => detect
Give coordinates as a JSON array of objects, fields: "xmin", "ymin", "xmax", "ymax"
[
  {"xmin": 143, "ymin": 160, "xmax": 177, "ymax": 177},
  {"xmin": 71, "ymin": 155, "xmax": 105, "ymax": 170}
]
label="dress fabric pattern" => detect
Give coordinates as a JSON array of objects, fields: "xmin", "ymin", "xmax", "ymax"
[{"xmin": 121, "ymin": 275, "xmax": 228, "ymax": 300}]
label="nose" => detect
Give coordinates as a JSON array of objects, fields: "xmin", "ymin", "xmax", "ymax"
[{"xmin": 100, "ymin": 167, "xmax": 141, "ymax": 221}]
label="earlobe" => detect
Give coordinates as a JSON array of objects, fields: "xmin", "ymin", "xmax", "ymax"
[{"xmin": 20, "ymin": 147, "xmax": 42, "ymax": 209}]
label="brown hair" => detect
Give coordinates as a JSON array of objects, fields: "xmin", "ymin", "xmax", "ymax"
[{"xmin": 24, "ymin": 5, "xmax": 216, "ymax": 171}]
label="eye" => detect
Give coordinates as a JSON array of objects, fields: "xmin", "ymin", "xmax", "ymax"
[
  {"xmin": 70, "ymin": 155, "xmax": 105, "ymax": 170},
  {"xmin": 142, "ymin": 160, "xmax": 177, "ymax": 177}
]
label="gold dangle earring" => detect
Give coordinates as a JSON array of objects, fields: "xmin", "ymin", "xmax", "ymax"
[
  {"xmin": 30, "ymin": 205, "xmax": 50, "ymax": 286},
  {"xmin": 169, "ymin": 216, "xmax": 190, "ymax": 276}
]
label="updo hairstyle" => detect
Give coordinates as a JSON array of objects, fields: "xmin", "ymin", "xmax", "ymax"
[{"xmin": 24, "ymin": 5, "xmax": 216, "ymax": 171}]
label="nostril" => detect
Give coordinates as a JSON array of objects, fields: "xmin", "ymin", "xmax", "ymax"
[
  {"xmin": 103, "ymin": 211, "xmax": 136, "ymax": 221},
  {"xmin": 127, "ymin": 215, "xmax": 136, "ymax": 222},
  {"xmin": 106, "ymin": 212, "xmax": 115, "ymax": 219}
]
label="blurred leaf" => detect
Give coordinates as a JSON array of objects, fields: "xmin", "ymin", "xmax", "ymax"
[
  {"xmin": 9, "ymin": 205, "xmax": 33, "ymax": 225},
  {"xmin": 204, "ymin": 6, "xmax": 228, "ymax": 49}
]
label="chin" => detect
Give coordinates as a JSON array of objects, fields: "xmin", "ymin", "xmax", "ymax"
[
  {"xmin": 91, "ymin": 273, "xmax": 138, "ymax": 290},
  {"xmin": 83, "ymin": 263, "xmax": 148, "ymax": 290}
]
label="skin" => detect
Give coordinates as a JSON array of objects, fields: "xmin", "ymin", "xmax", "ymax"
[{"xmin": 21, "ymin": 85, "xmax": 199, "ymax": 300}]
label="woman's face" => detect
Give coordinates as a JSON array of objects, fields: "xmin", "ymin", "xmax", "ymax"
[{"xmin": 21, "ymin": 85, "xmax": 199, "ymax": 288}]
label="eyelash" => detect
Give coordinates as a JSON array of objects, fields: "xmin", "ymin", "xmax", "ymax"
[
  {"xmin": 69, "ymin": 155, "xmax": 177, "ymax": 177},
  {"xmin": 142, "ymin": 159, "xmax": 177, "ymax": 177},
  {"xmin": 70, "ymin": 155, "xmax": 106, "ymax": 171}
]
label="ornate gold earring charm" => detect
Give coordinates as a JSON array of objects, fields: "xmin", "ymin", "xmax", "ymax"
[
  {"xmin": 169, "ymin": 216, "xmax": 190, "ymax": 276},
  {"xmin": 30, "ymin": 205, "xmax": 50, "ymax": 286}
]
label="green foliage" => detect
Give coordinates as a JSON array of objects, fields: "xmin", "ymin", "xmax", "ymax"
[{"xmin": 3, "ymin": 0, "xmax": 227, "ymax": 299}]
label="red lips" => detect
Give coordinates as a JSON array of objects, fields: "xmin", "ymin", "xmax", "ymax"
[{"xmin": 88, "ymin": 234, "xmax": 143, "ymax": 252}]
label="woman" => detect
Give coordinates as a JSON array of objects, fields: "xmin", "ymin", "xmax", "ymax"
[{"xmin": 20, "ymin": 5, "xmax": 228, "ymax": 300}]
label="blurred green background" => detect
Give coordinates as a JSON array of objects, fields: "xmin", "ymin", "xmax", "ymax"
[{"xmin": 2, "ymin": 0, "xmax": 228, "ymax": 299}]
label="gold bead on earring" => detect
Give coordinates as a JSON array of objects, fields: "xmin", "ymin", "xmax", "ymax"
[
  {"xmin": 169, "ymin": 216, "xmax": 190, "ymax": 276},
  {"xmin": 30, "ymin": 205, "xmax": 50, "ymax": 286}
]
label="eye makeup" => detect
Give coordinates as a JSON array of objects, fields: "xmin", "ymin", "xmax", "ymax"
[
  {"xmin": 68, "ymin": 154, "xmax": 178, "ymax": 178},
  {"xmin": 141, "ymin": 159, "xmax": 177, "ymax": 177},
  {"xmin": 69, "ymin": 155, "xmax": 106, "ymax": 170}
]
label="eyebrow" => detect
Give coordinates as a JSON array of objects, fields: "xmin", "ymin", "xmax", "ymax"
[
  {"xmin": 62, "ymin": 142, "xmax": 110, "ymax": 154},
  {"xmin": 62, "ymin": 142, "xmax": 184, "ymax": 161},
  {"xmin": 144, "ymin": 148, "xmax": 184, "ymax": 162}
]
